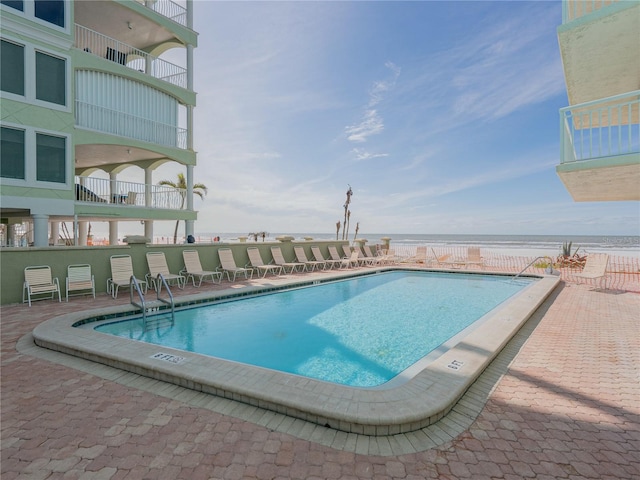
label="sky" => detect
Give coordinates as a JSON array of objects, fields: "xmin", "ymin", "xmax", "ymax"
[{"xmin": 121, "ymin": 0, "xmax": 640, "ymax": 238}]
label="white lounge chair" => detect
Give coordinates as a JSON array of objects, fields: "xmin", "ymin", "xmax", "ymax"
[
  {"xmin": 464, "ymin": 246, "xmax": 484, "ymax": 269},
  {"xmin": 270, "ymin": 246, "xmax": 305, "ymax": 273},
  {"xmin": 311, "ymin": 246, "xmax": 340, "ymax": 269},
  {"xmin": 23, "ymin": 265, "xmax": 61, "ymax": 306},
  {"xmin": 65, "ymin": 264, "xmax": 95, "ymax": 301},
  {"xmin": 246, "ymin": 247, "xmax": 283, "ymax": 277},
  {"xmin": 182, "ymin": 250, "xmax": 222, "ymax": 286},
  {"xmin": 218, "ymin": 248, "xmax": 253, "ymax": 281},
  {"xmin": 340, "ymin": 250, "xmax": 361, "ymax": 269},
  {"xmin": 294, "ymin": 246, "xmax": 325, "ymax": 271},
  {"xmin": 146, "ymin": 252, "xmax": 186, "ymax": 291},
  {"xmin": 575, "ymin": 253, "xmax": 609, "ymax": 289},
  {"xmin": 108, "ymin": 255, "xmax": 147, "ymax": 298},
  {"xmin": 328, "ymin": 245, "xmax": 348, "ymax": 262}
]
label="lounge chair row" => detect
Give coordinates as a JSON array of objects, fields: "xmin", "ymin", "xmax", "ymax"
[{"xmin": 22, "ymin": 244, "xmax": 394, "ymax": 305}]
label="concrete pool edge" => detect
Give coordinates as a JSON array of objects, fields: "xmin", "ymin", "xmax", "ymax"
[{"xmin": 32, "ymin": 269, "xmax": 561, "ymax": 436}]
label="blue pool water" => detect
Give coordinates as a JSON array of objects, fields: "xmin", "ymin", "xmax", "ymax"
[{"xmin": 95, "ymin": 271, "xmax": 534, "ymax": 387}]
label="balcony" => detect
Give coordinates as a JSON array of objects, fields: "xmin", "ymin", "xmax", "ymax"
[
  {"xmin": 557, "ymin": 91, "xmax": 640, "ymax": 201},
  {"xmin": 75, "ymin": 176, "xmax": 187, "ymax": 210},
  {"xmin": 134, "ymin": 0, "xmax": 187, "ymax": 27},
  {"xmin": 560, "ymin": 91, "xmax": 639, "ymax": 164},
  {"xmin": 76, "ymin": 101, "xmax": 187, "ymax": 150},
  {"xmin": 75, "ymin": 24, "xmax": 187, "ymax": 88},
  {"xmin": 562, "ymin": 0, "xmax": 620, "ymax": 23}
]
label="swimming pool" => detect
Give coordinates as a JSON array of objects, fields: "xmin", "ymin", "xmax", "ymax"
[
  {"xmin": 94, "ymin": 271, "xmax": 534, "ymax": 387},
  {"xmin": 33, "ymin": 267, "xmax": 559, "ymax": 435}
]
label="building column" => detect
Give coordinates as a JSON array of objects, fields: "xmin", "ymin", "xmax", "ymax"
[
  {"xmin": 185, "ymin": 164, "xmax": 194, "ymax": 239},
  {"xmin": 50, "ymin": 221, "xmax": 60, "ymax": 246},
  {"xmin": 32, "ymin": 214, "xmax": 49, "ymax": 247},
  {"xmin": 109, "ymin": 221, "xmax": 118, "ymax": 246},
  {"xmin": 145, "ymin": 168, "xmax": 152, "ymax": 207},
  {"xmin": 78, "ymin": 221, "xmax": 89, "ymax": 246}
]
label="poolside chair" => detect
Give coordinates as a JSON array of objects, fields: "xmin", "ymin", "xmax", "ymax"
[
  {"xmin": 361, "ymin": 245, "xmax": 384, "ymax": 266},
  {"xmin": 575, "ymin": 253, "xmax": 609, "ymax": 289},
  {"xmin": 218, "ymin": 248, "xmax": 253, "ymax": 281},
  {"xmin": 311, "ymin": 246, "xmax": 340, "ymax": 269},
  {"xmin": 340, "ymin": 250, "xmax": 361, "ymax": 269},
  {"xmin": 23, "ymin": 265, "xmax": 61, "ymax": 307},
  {"xmin": 108, "ymin": 255, "xmax": 147, "ymax": 298},
  {"xmin": 430, "ymin": 248, "xmax": 452, "ymax": 268},
  {"xmin": 270, "ymin": 246, "xmax": 305, "ymax": 273},
  {"xmin": 294, "ymin": 246, "xmax": 325, "ymax": 271},
  {"xmin": 464, "ymin": 247, "xmax": 484, "ymax": 269},
  {"xmin": 328, "ymin": 245, "xmax": 348, "ymax": 262},
  {"xmin": 405, "ymin": 246, "xmax": 428, "ymax": 264},
  {"xmin": 181, "ymin": 250, "xmax": 222, "ymax": 287},
  {"xmin": 65, "ymin": 264, "xmax": 95, "ymax": 301},
  {"xmin": 146, "ymin": 252, "xmax": 186, "ymax": 291},
  {"xmin": 246, "ymin": 247, "xmax": 283, "ymax": 277}
]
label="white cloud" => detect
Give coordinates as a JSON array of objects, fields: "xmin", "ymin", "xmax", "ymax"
[{"xmin": 351, "ymin": 148, "xmax": 389, "ymax": 161}]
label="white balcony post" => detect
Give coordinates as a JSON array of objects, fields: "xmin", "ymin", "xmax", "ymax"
[
  {"xmin": 50, "ymin": 221, "xmax": 60, "ymax": 246},
  {"xmin": 78, "ymin": 221, "xmax": 89, "ymax": 247},
  {"xmin": 109, "ymin": 221, "xmax": 118, "ymax": 246},
  {"xmin": 186, "ymin": 164, "xmax": 194, "ymax": 238},
  {"xmin": 187, "ymin": 105, "xmax": 193, "ymax": 150},
  {"xmin": 145, "ymin": 168, "xmax": 153, "ymax": 207},
  {"xmin": 187, "ymin": 0, "xmax": 193, "ymax": 30},
  {"xmin": 110, "ymin": 171, "xmax": 118, "ymax": 204}
]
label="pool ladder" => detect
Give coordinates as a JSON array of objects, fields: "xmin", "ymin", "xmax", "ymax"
[
  {"xmin": 513, "ymin": 256, "xmax": 558, "ymax": 280},
  {"xmin": 130, "ymin": 274, "xmax": 175, "ymax": 330}
]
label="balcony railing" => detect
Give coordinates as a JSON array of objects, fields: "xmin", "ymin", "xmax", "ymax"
[
  {"xmin": 75, "ymin": 176, "xmax": 187, "ymax": 210},
  {"xmin": 134, "ymin": 0, "xmax": 187, "ymax": 27},
  {"xmin": 560, "ymin": 91, "xmax": 640, "ymax": 164},
  {"xmin": 76, "ymin": 101, "xmax": 187, "ymax": 150},
  {"xmin": 75, "ymin": 24, "xmax": 187, "ymax": 88},
  {"xmin": 562, "ymin": 0, "xmax": 620, "ymax": 23}
]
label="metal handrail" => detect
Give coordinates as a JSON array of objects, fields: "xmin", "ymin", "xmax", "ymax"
[
  {"xmin": 129, "ymin": 275, "xmax": 147, "ymax": 322},
  {"xmin": 513, "ymin": 256, "xmax": 556, "ymax": 280}
]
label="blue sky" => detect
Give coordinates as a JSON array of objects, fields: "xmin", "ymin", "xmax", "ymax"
[{"xmin": 149, "ymin": 0, "xmax": 639, "ymax": 237}]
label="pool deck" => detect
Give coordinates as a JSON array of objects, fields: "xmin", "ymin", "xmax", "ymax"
[{"xmin": 2, "ymin": 266, "xmax": 639, "ymax": 478}]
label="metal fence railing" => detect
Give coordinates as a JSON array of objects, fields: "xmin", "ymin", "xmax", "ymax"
[
  {"xmin": 134, "ymin": 0, "xmax": 187, "ymax": 27},
  {"xmin": 560, "ymin": 91, "xmax": 640, "ymax": 163},
  {"xmin": 562, "ymin": 0, "xmax": 620, "ymax": 23},
  {"xmin": 75, "ymin": 175, "xmax": 187, "ymax": 210},
  {"xmin": 75, "ymin": 24, "xmax": 187, "ymax": 88}
]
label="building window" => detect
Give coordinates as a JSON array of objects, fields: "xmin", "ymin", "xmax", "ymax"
[
  {"xmin": 34, "ymin": 0, "xmax": 64, "ymax": 28},
  {"xmin": 0, "ymin": 126, "xmax": 25, "ymax": 180},
  {"xmin": 36, "ymin": 133, "xmax": 65, "ymax": 183},
  {"xmin": 1, "ymin": 39, "xmax": 24, "ymax": 96},
  {"xmin": 35, "ymin": 51, "xmax": 65, "ymax": 105},
  {"xmin": 1, "ymin": 0, "xmax": 24, "ymax": 11}
]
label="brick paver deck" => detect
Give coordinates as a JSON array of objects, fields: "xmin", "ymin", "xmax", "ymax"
[{"xmin": 2, "ymin": 273, "xmax": 639, "ymax": 479}]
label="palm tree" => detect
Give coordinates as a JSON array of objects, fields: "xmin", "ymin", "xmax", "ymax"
[{"xmin": 158, "ymin": 173, "xmax": 208, "ymax": 244}]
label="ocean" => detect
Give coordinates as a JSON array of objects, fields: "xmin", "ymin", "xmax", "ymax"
[{"xmin": 189, "ymin": 233, "xmax": 640, "ymax": 259}]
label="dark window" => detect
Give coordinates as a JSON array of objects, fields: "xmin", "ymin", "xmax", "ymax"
[
  {"xmin": 1, "ymin": 40, "xmax": 25, "ymax": 96},
  {"xmin": 1, "ymin": 1, "xmax": 24, "ymax": 11},
  {"xmin": 36, "ymin": 133, "xmax": 66, "ymax": 183},
  {"xmin": 34, "ymin": 0, "xmax": 64, "ymax": 27},
  {"xmin": 35, "ymin": 51, "xmax": 65, "ymax": 105},
  {"xmin": 0, "ymin": 127, "xmax": 26, "ymax": 180}
]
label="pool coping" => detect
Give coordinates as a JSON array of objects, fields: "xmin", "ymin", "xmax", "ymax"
[{"xmin": 32, "ymin": 267, "xmax": 561, "ymax": 436}]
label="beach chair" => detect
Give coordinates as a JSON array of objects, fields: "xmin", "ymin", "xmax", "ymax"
[
  {"xmin": 340, "ymin": 250, "xmax": 361, "ymax": 269},
  {"xmin": 405, "ymin": 246, "xmax": 428, "ymax": 264},
  {"xmin": 146, "ymin": 252, "xmax": 186, "ymax": 291},
  {"xmin": 362, "ymin": 245, "xmax": 384, "ymax": 266},
  {"xmin": 181, "ymin": 250, "xmax": 222, "ymax": 287},
  {"xmin": 108, "ymin": 255, "xmax": 147, "ymax": 298},
  {"xmin": 218, "ymin": 248, "xmax": 253, "ymax": 281},
  {"xmin": 575, "ymin": 253, "xmax": 609, "ymax": 289},
  {"xmin": 270, "ymin": 246, "xmax": 305, "ymax": 273},
  {"xmin": 311, "ymin": 246, "xmax": 340, "ymax": 269},
  {"xmin": 246, "ymin": 247, "xmax": 283, "ymax": 277},
  {"xmin": 65, "ymin": 264, "xmax": 95, "ymax": 301},
  {"xmin": 430, "ymin": 248, "xmax": 452, "ymax": 268},
  {"xmin": 464, "ymin": 247, "xmax": 484, "ymax": 269},
  {"xmin": 328, "ymin": 245, "xmax": 348, "ymax": 262},
  {"xmin": 294, "ymin": 246, "xmax": 325, "ymax": 271},
  {"xmin": 23, "ymin": 265, "xmax": 61, "ymax": 307}
]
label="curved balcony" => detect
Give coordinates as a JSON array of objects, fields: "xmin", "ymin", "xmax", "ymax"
[
  {"xmin": 75, "ymin": 24, "xmax": 186, "ymax": 89},
  {"xmin": 76, "ymin": 101, "xmax": 187, "ymax": 150},
  {"xmin": 75, "ymin": 176, "xmax": 187, "ymax": 210},
  {"xmin": 134, "ymin": 0, "xmax": 187, "ymax": 27}
]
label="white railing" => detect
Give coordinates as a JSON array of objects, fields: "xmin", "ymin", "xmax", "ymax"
[
  {"xmin": 76, "ymin": 101, "xmax": 187, "ymax": 150},
  {"xmin": 560, "ymin": 91, "xmax": 640, "ymax": 163},
  {"xmin": 75, "ymin": 176, "xmax": 187, "ymax": 210},
  {"xmin": 75, "ymin": 24, "xmax": 187, "ymax": 89},
  {"xmin": 562, "ymin": 0, "xmax": 619, "ymax": 23},
  {"xmin": 134, "ymin": 0, "xmax": 187, "ymax": 27}
]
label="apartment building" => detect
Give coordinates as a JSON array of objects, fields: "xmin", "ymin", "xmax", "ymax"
[
  {"xmin": 1, "ymin": 0, "xmax": 198, "ymax": 246},
  {"xmin": 556, "ymin": 0, "xmax": 640, "ymax": 201}
]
